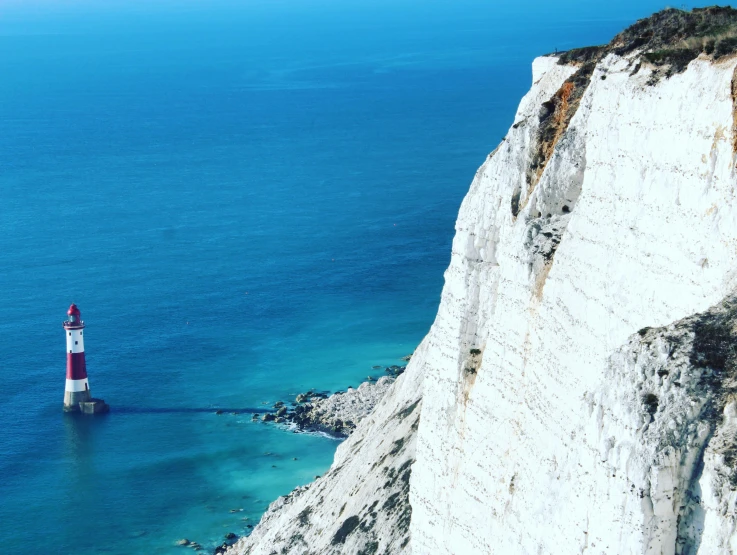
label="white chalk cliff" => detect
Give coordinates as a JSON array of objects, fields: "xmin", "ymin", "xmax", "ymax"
[{"xmin": 228, "ymin": 8, "xmax": 737, "ymax": 554}]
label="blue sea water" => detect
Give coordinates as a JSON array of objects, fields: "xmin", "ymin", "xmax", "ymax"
[{"xmin": 0, "ymin": 1, "xmax": 700, "ymax": 553}]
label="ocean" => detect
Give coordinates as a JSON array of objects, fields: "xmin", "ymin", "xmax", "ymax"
[{"xmin": 0, "ymin": 0, "xmax": 692, "ymax": 552}]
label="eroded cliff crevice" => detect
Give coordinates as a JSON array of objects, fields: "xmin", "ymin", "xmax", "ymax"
[{"xmin": 523, "ymin": 63, "xmax": 595, "ymax": 205}]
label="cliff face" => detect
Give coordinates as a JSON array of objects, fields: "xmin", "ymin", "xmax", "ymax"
[
  {"xmin": 412, "ymin": 31, "xmax": 737, "ymax": 555},
  {"xmin": 231, "ymin": 9, "xmax": 737, "ymax": 554}
]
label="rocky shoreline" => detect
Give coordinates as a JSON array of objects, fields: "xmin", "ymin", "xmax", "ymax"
[
  {"xmin": 174, "ymin": 532, "xmax": 239, "ymax": 553},
  {"xmin": 177, "ymin": 360, "xmax": 409, "ymax": 554},
  {"xmin": 254, "ymin": 364, "xmax": 407, "ymax": 437}
]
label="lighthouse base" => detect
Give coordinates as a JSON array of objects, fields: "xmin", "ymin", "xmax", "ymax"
[
  {"xmin": 79, "ymin": 399, "xmax": 110, "ymax": 415},
  {"xmin": 63, "ymin": 389, "xmax": 92, "ymax": 412}
]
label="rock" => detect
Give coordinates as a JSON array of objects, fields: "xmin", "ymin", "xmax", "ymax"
[
  {"xmin": 224, "ymin": 532, "xmax": 237, "ymax": 540},
  {"xmin": 175, "ymin": 538, "xmax": 190, "ymax": 546},
  {"xmin": 251, "ymin": 413, "xmax": 259, "ymax": 420},
  {"xmin": 215, "ymin": 410, "xmax": 224, "ymax": 415},
  {"xmin": 261, "ymin": 375, "xmax": 397, "ymax": 437},
  {"xmin": 261, "ymin": 413, "xmax": 275, "ymax": 422},
  {"xmin": 273, "ymin": 401, "xmax": 284, "ymax": 408}
]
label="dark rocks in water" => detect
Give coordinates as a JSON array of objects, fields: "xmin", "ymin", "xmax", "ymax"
[
  {"xmin": 175, "ymin": 538, "xmax": 190, "ymax": 546},
  {"xmin": 400, "ymin": 354, "xmax": 413, "ymax": 361},
  {"xmin": 215, "ymin": 410, "xmax": 224, "ymax": 415},
  {"xmin": 251, "ymin": 413, "xmax": 259, "ymax": 421},
  {"xmin": 224, "ymin": 532, "xmax": 237, "ymax": 540},
  {"xmin": 258, "ymin": 367, "xmax": 398, "ymax": 437},
  {"xmin": 385, "ymin": 365, "xmax": 406, "ymax": 377}
]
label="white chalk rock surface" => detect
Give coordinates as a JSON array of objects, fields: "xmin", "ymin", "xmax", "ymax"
[
  {"xmin": 229, "ymin": 37, "xmax": 737, "ymax": 555},
  {"xmin": 411, "ymin": 51, "xmax": 737, "ymax": 554}
]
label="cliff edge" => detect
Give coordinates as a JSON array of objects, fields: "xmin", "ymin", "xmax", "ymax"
[{"xmin": 229, "ymin": 7, "xmax": 737, "ymax": 554}]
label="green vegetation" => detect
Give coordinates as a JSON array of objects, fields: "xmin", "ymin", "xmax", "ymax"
[
  {"xmin": 556, "ymin": 45, "xmax": 607, "ymax": 65},
  {"xmin": 557, "ymin": 6, "xmax": 737, "ymax": 77}
]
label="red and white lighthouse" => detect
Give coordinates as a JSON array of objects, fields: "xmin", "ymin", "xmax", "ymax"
[
  {"xmin": 63, "ymin": 304, "xmax": 91, "ymax": 410},
  {"xmin": 62, "ymin": 304, "xmax": 108, "ymax": 413}
]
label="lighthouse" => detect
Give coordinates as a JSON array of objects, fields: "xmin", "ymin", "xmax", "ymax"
[{"xmin": 63, "ymin": 304, "xmax": 108, "ymax": 414}]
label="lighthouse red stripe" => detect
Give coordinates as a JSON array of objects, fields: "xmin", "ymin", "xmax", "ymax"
[{"xmin": 66, "ymin": 352, "xmax": 88, "ymax": 380}]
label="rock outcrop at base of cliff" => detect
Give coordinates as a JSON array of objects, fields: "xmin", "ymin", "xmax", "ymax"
[
  {"xmin": 257, "ymin": 373, "xmax": 402, "ymax": 437},
  {"xmin": 225, "ymin": 344, "xmax": 424, "ymax": 555},
  {"xmin": 285, "ymin": 376, "xmax": 398, "ymax": 437}
]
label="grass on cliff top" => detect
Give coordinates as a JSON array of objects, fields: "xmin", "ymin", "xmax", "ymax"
[{"xmin": 557, "ymin": 6, "xmax": 737, "ymax": 74}]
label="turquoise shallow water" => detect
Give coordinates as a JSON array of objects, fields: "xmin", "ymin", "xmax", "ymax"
[{"xmin": 0, "ymin": 1, "xmax": 696, "ymax": 553}]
